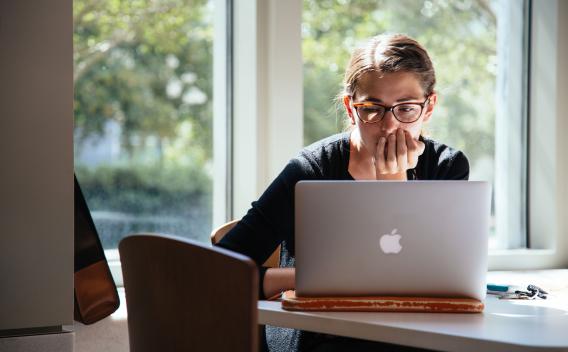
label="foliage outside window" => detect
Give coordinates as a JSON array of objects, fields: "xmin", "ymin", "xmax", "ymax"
[{"xmin": 74, "ymin": 0, "xmax": 214, "ymax": 249}]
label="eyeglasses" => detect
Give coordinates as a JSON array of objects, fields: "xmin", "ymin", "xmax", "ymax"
[{"xmin": 351, "ymin": 97, "xmax": 430, "ymax": 124}]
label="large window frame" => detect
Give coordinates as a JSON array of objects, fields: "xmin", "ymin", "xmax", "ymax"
[
  {"xmin": 232, "ymin": 0, "xmax": 568, "ymax": 270},
  {"xmin": 493, "ymin": 0, "xmax": 530, "ymax": 251},
  {"xmin": 213, "ymin": 0, "xmax": 233, "ymax": 229},
  {"xmin": 231, "ymin": 0, "xmax": 303, "ymax": 219},
  {"xmin": 489, "ymin": 0, "xmax": 568, "ymax": 269},
  {"xmin": 108, "ymin": 0, "xmax": 568, "ymax": 285}
]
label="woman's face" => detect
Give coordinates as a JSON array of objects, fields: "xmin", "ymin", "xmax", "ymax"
[{"xmin": 344, "ymin": 71, "xmax": 437, "ymax": 152}]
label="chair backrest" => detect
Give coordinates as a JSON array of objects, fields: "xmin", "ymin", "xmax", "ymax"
[
  {"xmin": 119, "ymin": 234, "xmax": 258, "ymax": 352},
  {"xmin": 210, "ymin": 220, "xmax": 281, "ymax": 268}
]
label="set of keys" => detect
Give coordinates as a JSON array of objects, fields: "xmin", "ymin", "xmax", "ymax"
[{"xmin": 499, "ymin": 284, "xmax": 549, "ymax": 300}]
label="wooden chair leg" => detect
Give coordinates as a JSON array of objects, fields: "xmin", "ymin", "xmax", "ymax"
[{"xmin": 259, "ymin": 325, "xmax": 269, "ymax": 352}]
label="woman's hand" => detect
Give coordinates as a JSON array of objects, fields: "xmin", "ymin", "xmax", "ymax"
[{"xmin": 374, "ymin": 129, "xmax": 425, "ymax": 179}]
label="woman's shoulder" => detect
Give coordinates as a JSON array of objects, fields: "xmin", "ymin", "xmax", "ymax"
[
  {"xmin": 420, "ymin": 136, "xmax": 469, "ymax": 180},
  {"xmin": 284, "ymin": 132, "xmax": 350, "ymax": 179},
  {"xmin": 421, "ymin": 136, "xmax": 465, "ymax": 159},
  {"xmin": 300, "ymin": 132, "xmax": 350, "ymax": 160}
]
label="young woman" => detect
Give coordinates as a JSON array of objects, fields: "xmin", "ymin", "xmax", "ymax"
[{"xmin": 217, "ymin": 33, "xmax": 469, "ymax": 352}]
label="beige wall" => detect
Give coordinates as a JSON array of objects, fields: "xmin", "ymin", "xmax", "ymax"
[{"xmin": 0, "ymin": 0, "xmax": 74, "ymax": 331}]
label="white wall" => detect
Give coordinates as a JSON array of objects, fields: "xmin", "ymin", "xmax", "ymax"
[{"xmin": 232, "ymin": 0, "xmax": 303, "ymax": 220}]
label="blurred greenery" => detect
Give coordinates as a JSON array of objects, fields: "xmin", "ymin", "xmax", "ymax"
[
  {"xmin": 74, "ymin": 0, "xmax": 213, "ymax": 160},
  {"xmin": 303, "ymin": 0, "xmax": 497, "ymax": 175},
  {"xmin": 75, "ymin": 165, "xmax": 211, "ymax": 214},
  {"xmin": 74, "ymin": 0, "xmax": 214, "ymax": 245}
]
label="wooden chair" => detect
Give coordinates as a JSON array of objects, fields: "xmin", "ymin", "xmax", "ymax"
[
  {"xmin": 210, "ymin": 220, "xmax": 281, "ymax": 268},
  {"xmin": 119, "ymin": 234, "xmax": 258, "ymax": 352}
]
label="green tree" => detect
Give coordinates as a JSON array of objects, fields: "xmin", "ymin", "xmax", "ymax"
[
  {"xmin": 74, "ymin": 0, "xmax": 213, "ymax": 164},
  {"xmin": 73, "ymin": 0, "xmax": 215, "ymax": 245}
]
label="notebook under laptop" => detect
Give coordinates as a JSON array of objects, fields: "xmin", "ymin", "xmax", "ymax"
[{"xmin": 294, "ymin": 181, "xmax": 490, "ymax": 301}]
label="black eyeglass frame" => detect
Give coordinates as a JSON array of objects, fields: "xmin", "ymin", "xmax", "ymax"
[{"xmin": 351, "ymin": 96, "xmax": 431, "ymax": 124}]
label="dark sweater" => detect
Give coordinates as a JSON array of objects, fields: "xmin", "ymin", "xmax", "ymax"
[{"xmin": 217, "ymin": 131, "xmax": 469, "ymax": 351}]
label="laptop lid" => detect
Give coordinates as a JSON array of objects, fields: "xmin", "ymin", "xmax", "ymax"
[{"xmin": 295, "ymin": 181, "xmax": 490, "ymax": 301}]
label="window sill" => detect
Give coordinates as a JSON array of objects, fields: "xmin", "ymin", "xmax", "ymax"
[{"xmin": 489, "ymin": 249, "xmax": 567, "ymax": 270}]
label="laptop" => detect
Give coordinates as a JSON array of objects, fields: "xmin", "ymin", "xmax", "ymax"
[{"xmin": 294, "ymin": 181, "xmax": 490, "ymax": 301}]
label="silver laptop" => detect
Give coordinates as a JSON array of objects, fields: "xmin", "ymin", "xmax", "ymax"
[{"xmin": 295, "ymin": 181, "xmax": 490, "ymax": 301}]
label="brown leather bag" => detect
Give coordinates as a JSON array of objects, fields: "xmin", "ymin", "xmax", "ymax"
[{"xmin": 74, "ymin": 175, "xmax": 120, "ymax": 324}]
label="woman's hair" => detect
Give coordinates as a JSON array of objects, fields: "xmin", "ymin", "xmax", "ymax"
[{"xmin": 342, "ymin": 33, "xmax": 436, "ymax": 98}]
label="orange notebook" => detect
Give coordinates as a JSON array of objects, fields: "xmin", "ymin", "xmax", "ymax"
[{"xmin": 281, "ymin": 290, "xmax": 484, "ymax": 313}]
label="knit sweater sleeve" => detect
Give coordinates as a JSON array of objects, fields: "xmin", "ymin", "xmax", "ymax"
[
  {"xmin": 216, "ymin": 154, "xmax": 320, "ymax": 299},
  {"xmin": 418, "ymin": 137, "xmax": 470, "ymax": 181}
]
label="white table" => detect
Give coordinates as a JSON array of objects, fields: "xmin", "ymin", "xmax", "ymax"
[{"xmin": 258, "ymin": 270, "xmax": 568, "ymax": 352}]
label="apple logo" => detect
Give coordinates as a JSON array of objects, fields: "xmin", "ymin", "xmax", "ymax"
[{"xmin": 379, "ymin": 229, "xmax": 402, "ymax": 254}]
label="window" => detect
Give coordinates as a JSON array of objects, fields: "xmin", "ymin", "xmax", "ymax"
[
  {"xmin": 231, "ymin": 0, "xmax": 566, "ymax": 269},
  {"xmin": 73, "ymin": 0, "xmax": 222, "ymax": 259},
  {"xmin": 302, "ymin": 0, "xmax": 530, "ymax": 250},
  {"xmin": 78, "ymin": 0, "xmax": 564, "ymax": 274}
]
